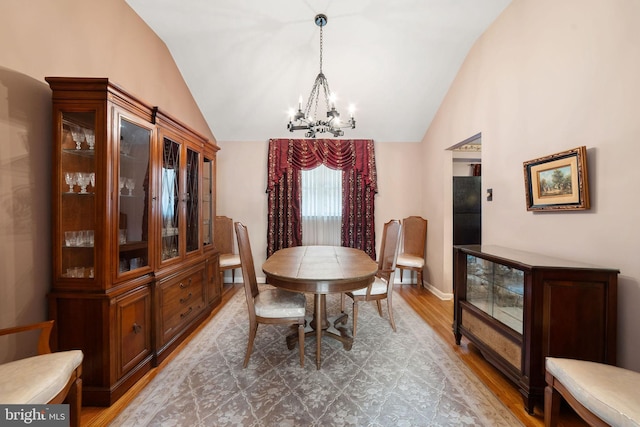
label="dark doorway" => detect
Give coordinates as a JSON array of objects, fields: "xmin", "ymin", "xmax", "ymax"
[{"xmin": 453, "ymin": 176, "xmax": 481, "ymax": 245}]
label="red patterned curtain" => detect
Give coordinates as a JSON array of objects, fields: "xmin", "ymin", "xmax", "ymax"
[{"xmin": 266, "ymin": 138, "xmax": 377, "ymax": 259}]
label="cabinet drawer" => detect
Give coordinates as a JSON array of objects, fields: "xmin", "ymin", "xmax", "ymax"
[
  {"xmin": 158, "ymin": 268, "xmax": 205, "ymax": 345},
  {"xmin": 117, "ymin": 286, "xmax": 152, "ymax": 377}
]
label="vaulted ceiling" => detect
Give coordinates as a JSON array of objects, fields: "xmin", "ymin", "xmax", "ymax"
[{"xmin": 125, "ymin": 0, "xmax": 511, "ymax": 143}]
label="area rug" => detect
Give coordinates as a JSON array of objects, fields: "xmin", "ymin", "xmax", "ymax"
[{"xmin": 111, "ymin": 286, "xmax": 522, "ymax": 426}]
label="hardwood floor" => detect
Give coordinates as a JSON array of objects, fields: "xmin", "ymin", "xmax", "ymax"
[{"xmin": 81, "ymin": 282, "xmax": 586, "ymax": 426}]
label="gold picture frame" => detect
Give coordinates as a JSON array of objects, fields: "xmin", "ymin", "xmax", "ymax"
[{"xmin": 523, "ymin": 146, "xmax": 590, "ymax": 211}]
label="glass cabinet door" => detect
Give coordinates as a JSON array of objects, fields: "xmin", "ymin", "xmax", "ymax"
[
  {"xmin": 492, "ymin": 264, "xmax": 524, "ymax": 333},
  {"xmin": 202, "ymin": 155, "xmax": 213, "ymax": 247},
  {"xmin": 60, "ymin": 111, "xmax": 97, "ymax": 280},
  {"xmin": 117, "ymin": 116, "xmax": 152, "ymax": 275},
  {"xmin": 466, "ymin": 255, "xmax": 524, "ymax": 333},
  {"xmin": 466, "ymin": 255, "xmax": 492, "ymax": 314},
  {"xmin": 186, "ymin": 147, "xmax": 199, "ymax": 253},
  {"xmin": 161, "ymin": 137, "xmax": 181, "ymax": 261}
]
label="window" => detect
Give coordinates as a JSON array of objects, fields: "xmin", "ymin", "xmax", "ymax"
[{"xmin": 301, "ymin": 165, "xmax": 342, "ymax": 246}]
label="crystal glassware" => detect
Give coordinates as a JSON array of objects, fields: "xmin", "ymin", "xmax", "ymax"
[
  {"xmin": 76, "ymin": 172, "xmax": 89, "ymax": 194},
  {"xmin": 125, "ymin": 178, "xmax": 135, "ymax": 196},
  {"xmin": 119, "ymin": 176, "xmax": 125, "ymax": 194},
  {"xmin": 64, "ymin": 231, "xmax": 76, "ymax": 247},
  {"xmin": 85, "ymin": 130, "xmax": 95, "ymax": 150},
  {"xmin": 71, "ymin": 126, "xmax": 85, "ymax": 150},
  {"xmin": 64, "ymin": 172, "xmax": 76, "ymax": 192}
]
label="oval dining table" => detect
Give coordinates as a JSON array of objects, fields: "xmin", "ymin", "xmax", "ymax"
[{"xmin": 262, "ymin": 245, "xmax": 378, "ymax": 369}]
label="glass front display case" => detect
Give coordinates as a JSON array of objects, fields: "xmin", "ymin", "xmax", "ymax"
[
  {"xmin": 60, "ymin": 111, "xmax": 96, "ymax": 280},
  {"xmin": 466, "ymin": 254, "xmax": 524, "ymax": 333},
  {"xmin": 117, "ymin": 116, "xmax": 152, "ymax": 275}
]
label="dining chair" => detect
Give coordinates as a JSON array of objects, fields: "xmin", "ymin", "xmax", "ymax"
[
  {"xmin": 0, "ymin": 320, "xmax": 83, "ymax": 427},
  {"xmin": 234, "ymin": 222, "xmax": 307, "ymax": 368},
  {"xmin": 340, "ymin": 219, "xmax": 402, "ymax": 337},
  {"xmin": 396, "ymin": 216, "xmax": 428, "ymax": 287},
  {"xmin": 214, "ymin": 216, "xmax": 242, "ymax": 284}
]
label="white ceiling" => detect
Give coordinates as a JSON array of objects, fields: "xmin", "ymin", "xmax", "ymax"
[{"xmin": 125, "ymin": 0, "xmax": 511, "ymax": 143}]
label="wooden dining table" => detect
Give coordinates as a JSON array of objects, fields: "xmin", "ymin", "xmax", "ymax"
[{"xmin": 262, "ymin": 245, "xmax": 378, "ymax": 369}]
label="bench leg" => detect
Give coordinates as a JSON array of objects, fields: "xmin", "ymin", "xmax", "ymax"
[
  {"xmin": 68, "ymin": 373, "xmax": 82, "ymax": 427},
  {"xmin": 544, "ymin": 382, "xmax": 561, "ymax": 427}
]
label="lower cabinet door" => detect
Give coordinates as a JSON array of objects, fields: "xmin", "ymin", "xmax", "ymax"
[{"xmin": 117, "ymin": 285, "xmax": 152, "ymax": 377}]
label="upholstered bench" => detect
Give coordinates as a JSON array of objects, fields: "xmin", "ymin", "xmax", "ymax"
[
  {"xmin": 0, "ymin": 321, "xmax": 83, "ymax": 427},
  {"xmin": 545, "ymin": 357, "xmax": 640, "ymax": 427}
]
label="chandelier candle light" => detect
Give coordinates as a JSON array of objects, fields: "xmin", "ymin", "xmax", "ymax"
[{"xmin": 287, "ymin": 14, "xmax": 356, "ymax": 138}]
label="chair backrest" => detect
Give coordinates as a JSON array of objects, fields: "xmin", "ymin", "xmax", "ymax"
[
  {"xmin": 215, "ymin": 216, "xmax": 234, "ymax": 254},
  {"xmin": 378, "ymin": 219, "xmax": 402, "ymax": 285},
  {"xmin": 234, "ymin": 222, "xmax": 259, "ymax": 312},
  {"xmin": 401, "ymin": 216, "xmax": 427, "ymax": 257}
]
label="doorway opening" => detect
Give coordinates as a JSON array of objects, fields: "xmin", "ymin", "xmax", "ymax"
[{"xmin": 451, "ymin": 133, "xmax": 481, "ymax": 246}]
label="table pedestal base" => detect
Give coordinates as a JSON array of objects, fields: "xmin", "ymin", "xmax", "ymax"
[{"xmin": 285, "ymin": 294, "xmax": 353, "ymax": 369}]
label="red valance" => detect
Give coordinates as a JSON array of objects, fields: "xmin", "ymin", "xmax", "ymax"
[{"xmin": 267, "ymin": 139, "xmax": 377, "ymax": 193}]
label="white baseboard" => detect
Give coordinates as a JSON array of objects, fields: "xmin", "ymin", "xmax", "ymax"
[{"xmin": 394, "ymin": 277, "xmax": 453, "ymax": 300}]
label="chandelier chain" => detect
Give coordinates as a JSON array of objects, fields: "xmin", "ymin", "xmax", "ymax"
[{"xmin": 319, "ymin": 24, "xmax": 323, "ymax": 74}]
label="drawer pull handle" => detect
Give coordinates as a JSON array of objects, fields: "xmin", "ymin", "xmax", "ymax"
[
  {"xmin": 180, "ymin": 293, "xmax": 192, "ymax": 304},
  {"xmin": 180, "ymin": 307, "xmax": 193, "ymax": 319},
  {"xmin": 179, "ymin": 278, "xmax": 193, "ymax": 289},
  {"xmin": 132, "ymin": 323, "xmax": 142, "ymax": 334}
]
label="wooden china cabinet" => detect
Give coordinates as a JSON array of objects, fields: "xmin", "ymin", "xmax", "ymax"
[{"xmin": 46, "ymin": 77, "xmax": 221, "ymax": 406}]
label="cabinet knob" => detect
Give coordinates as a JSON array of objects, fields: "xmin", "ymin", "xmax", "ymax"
[
  {"xmin": 180, "ymin": 292, "xmax": 192, "ymax": 304},
  {"xmin": 132, "ymin": 323, "xmax": 142, "ymax": 334}
]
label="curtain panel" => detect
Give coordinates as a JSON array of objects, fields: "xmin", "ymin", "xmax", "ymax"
[{"xmin": 266, "ymin": 138, "xmax": 378, "ymax": 259}]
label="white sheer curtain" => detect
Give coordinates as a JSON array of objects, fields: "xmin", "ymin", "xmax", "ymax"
[{"xmin": 301, "ymin": 165, "xmax": 342, "ymax": 246}]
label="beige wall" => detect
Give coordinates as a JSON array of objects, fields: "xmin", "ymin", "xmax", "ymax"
[
  {"xmin": 422, "ymin": 0, "xmax": 640, "ymax": 370},
  {"xmin": 0, "ymin": 0, "xmax": 214, "ymax": 362}
]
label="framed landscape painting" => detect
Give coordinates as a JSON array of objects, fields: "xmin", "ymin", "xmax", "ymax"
[{"xmin": 523, "ymin": 146, "xmax": 590, "ymax": 211}]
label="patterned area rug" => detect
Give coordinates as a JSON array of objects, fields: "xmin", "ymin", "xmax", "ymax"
[{"xmin": 112, "ymin": 286, "xmax": 522, "ymax": 426}]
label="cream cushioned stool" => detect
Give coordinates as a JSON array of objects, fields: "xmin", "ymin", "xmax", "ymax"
[
  {"xmin": 545, "ymin": 357, "xmax": 640, "ymax": 427},
  {"xmin": 0, "ymin": 321, "xmax": 83, "ymax": 427}
]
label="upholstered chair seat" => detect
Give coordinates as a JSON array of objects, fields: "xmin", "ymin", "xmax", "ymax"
[
  {"xmin": 0, "ymin": 350, "xmax": 83, "ymax": 403},
  {"xmin": 350, "ymin": 277, "xmax": 388, "ymax": 296},
  {"xmin": 396, "ymin": 254, "xmax": 424, "ymax": 269},
  {"xmin": 254, "ymin": 289, "xmax": 306, "ymax": 318},
  {"xmin": 219, "ymin": 253, "xmax": 241, "ymax": 269},
  {"xmin": 545, "ymin": 357, "xmax": 640, "ymax": 427}
]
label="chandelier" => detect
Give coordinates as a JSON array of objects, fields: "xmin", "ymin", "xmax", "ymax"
[{"xmin": 287, "ymin": 14, "xmax": 356, "ymax": 138}]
